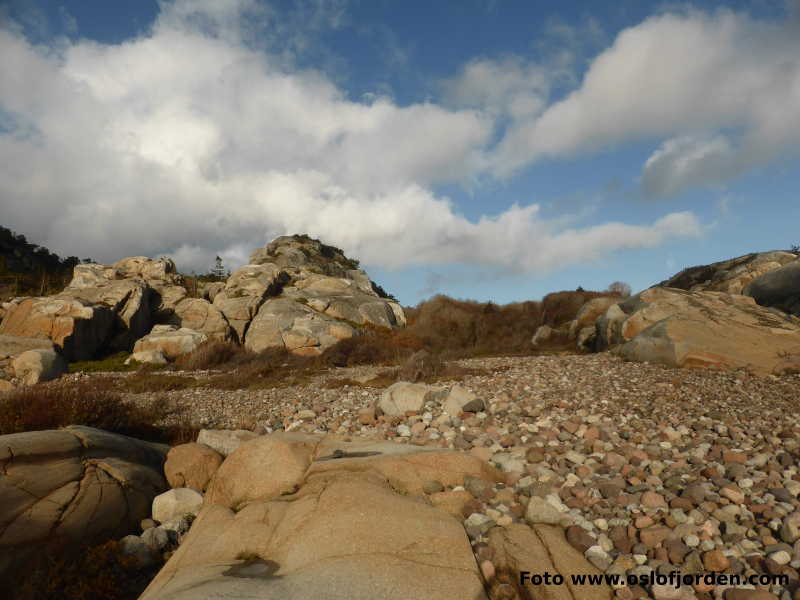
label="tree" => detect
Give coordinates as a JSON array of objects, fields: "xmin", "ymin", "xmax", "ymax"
[
  {"xmin": 211, "ymin": 256, "xmax": 226, "ymax": 280},
  {"xmin": 607, "ymin": 281, "xmax": 632, "ymax": 297}
]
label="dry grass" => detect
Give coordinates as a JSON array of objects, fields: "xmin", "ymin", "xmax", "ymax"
[{"xmin": 0, "ymin": 381, "xmax": 197, "ymax": 444}]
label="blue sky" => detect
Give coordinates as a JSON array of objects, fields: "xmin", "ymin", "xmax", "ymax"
[{"xmin": 1, "ymin": 0, "xmax": 798, "ymax": 306}]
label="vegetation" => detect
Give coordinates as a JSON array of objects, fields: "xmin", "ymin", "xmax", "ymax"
[
  {"xmin": 11, "ymin": 540, "xmax": 161, "ymax": 600},
  {"xmin": 0, "ymin": 225, "xmax": 86, "ymax": 300},
  {"xmin": 0, "ymin": 381, "xmax": 196, "ymax": 444},
  {"xmin": 68, "ymin": 352, "xmax": 139, "ymax": 373}
]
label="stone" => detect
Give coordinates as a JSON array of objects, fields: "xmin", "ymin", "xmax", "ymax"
[
  {"xmin": 0, "ymin": 334, "xmax": 55, "ymax": 357},
  {"xmin": 133, "ymin": 325, "xmax": 208, "ymax": 360},
  {"xmin": 140, "ymin": 433, "xmax": 495, "ymax": 600},
  {"xmin": 0, "ymin": 296, "xmax": 114, "ymax": 361},
  {"xmin": 525, "ymin": 496, "xmax": 572, "ymax": 526},
  {"xmin": 566, "ymin": 525, "xmax": 596, "ymax": 553},
  {"xmin": 168, "ymin": 298, "xmax": 232, "ymax": 341},
  {"xmin": 12, "ymin": 348, "xmax": 67, "ymax": 385},
  {"xmin": 378, "ymin": 382, "xmax": 442, "ymax": 417},
  {"xmin": 585, "ymin": 545, "xmax": 613, "ymax": 571},
  {"xmin": 164, "ymin": 443, "xmax": 224, "ymax": 492},
  {"xmin": 119, "ymin": 535, "xmax": 156, "ymax": 567},
  {"xmin": 151, "ymin": 488, "xmax": 204, "ymax": 524},
  {"xmin": 744, "ymin": 259, "xmax": 800, "ymax": 315},
  {"xmin": 0, "ymin": 426, "xmax": 167, "ymax": 579},
  {"xmin": 141, "ymin": 526, "xmax": 170, "ymax": 552},
  {"xmin": 598, "ymin": 287, "xmax": 800, "ymax": 375},
  {"xmin": 641, "ymin": 491, "xmax": 668, "ymax": 508},
  {"xmin": 126, "ymin": 349, "xmax": 168, "ymax": 365},
  {"xmin": 196, "ymin": 429, "xmax": 259, "ymax": 457},
  {"xmin": 703, "ymin": 549, "xmax": 730, "ymax": 572},
  {"xmin": 569, "ymin": 297, "xmax": 622, "ymax": 340},
  {"xmin": 489, "ymin": 524, "xmax": 612, "ymax": 600},
  {"xmin": 443, "ymin": 385, "xmax": 484, "ymax": 416}
]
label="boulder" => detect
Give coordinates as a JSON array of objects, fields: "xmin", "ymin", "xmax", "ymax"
[
  {"xmin": 531, "ymin": 324, "xmax": 571, "ymax": 348},
  {"xmin": 12, "ymin": 348, "xmax": 67, "ymax": 385},
  {"xmin": 213, "ymin": 263, "xmax": 288, "ymax": 342},
  {"xmin": 0, "ymin": 334, "xmax": 55, "ymax": 357},
  {"xmin": 744, "ymin": 260, "xmax": 800, "ymax": 316},
  {"xmin": 152, "ymin": 488, "xmax": 204, "ymax": 523},
  {"xmin": 133, "ymin": 325, "xmax": 208, "ymax": 360},
  {"xmin": 0, "ymin": 426, "xmax": 168, "ymax": 579},
  {"xmin": 196, "ymin": 429, "xmax": 259, "ymax": 457},
  {"xmin": 0, "ymin": 296, "xmax": 114, "ymax": 361},
  {"xmin": 164, "ymin": 443, "xmax": 223, "ymax": 491},
  {"xmin": 126, "ymin": 349, "xmax": 168, "ymax": 365},
  {"xmin": 597, "ymin": 287, "xmax": 800, "ymax": 375},
  {"xmin": 141, "ymin": 433, "xmax": 502, "ymax": 600},
  {"xmin": 378, "ymin": 381, "xmax": 442, "ymax": 416},
  {"xmin": 168, "ymin": 298, "xmax": 232, "ymax": 341},
  {"xmin": 488, "ymin": 524, "xmax": 613, "ymax": 600},
  {"xmin": 113, "ymin": 256, "xmax": 182, "ymax": 284},
  {"xmin": 443, "ymin": 385, "xmax": 484, "ymax": 416},
  {"xmin": 200, "ymin": 281, "xmax": 225, "ymax": 303},
  {"xmin": 568, "ymin": 296, "xmax": 621, "ymax": 338},
  {"xmin": 244, "ymin": 297, "xmax": 356, "ymax": 355}
]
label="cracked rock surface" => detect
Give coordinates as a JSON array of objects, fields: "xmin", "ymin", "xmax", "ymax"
[{"xmin": 0, "ymin": 425, "xmax": 168, "ymax": 579}]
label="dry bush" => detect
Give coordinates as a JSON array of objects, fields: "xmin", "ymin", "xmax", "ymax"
[
  {"xmin": 540, "ymin": 289, "xmax": 620, "ymax": 328},
  {"xmin": 173, "ymin": 339, "xmax": 250, "ymax": 371},
  {"xmin": 11, "ymin": 540, "xmax": 161, "ymax": 600},
  {"xmin": 0, "ymin": 381, "xmax": 195, "ymax": 444},
  {"xmin": 204, "ymin": 347, "xmax": 321, "ymax": 390},
  {"xmin": 319, "ymin": 331, "xmax": 421, "ymax": 367},
  {"xmin": 402, "ymin": 295, "xmax": 543, "ymax": 358},
  {"xmin": 396, "ymin": 349, "xmax": 444, "ymax": 382}
]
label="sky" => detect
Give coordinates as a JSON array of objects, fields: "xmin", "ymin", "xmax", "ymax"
[{"xmin": 1, "ymin": 0, "xmax": 798, "ymax": 306}]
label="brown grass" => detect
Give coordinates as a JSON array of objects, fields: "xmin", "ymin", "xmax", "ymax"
[
  {"xmin": 10, "ymin": 540, "xmax": 161, "ymax": 600},
  {"xmin": 172, "ymin": 339, "xmax": 251, "ymax": 371},
  {"xmin": 0, "ymin": 381, "xmax": 196, "ymax": 444}
]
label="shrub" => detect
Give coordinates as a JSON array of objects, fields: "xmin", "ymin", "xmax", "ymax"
[
  {"xmin": 173, "ymin": 339, "xmax": 250, "ymax": 371},
  {"xmin": 69, "ymin": 352, "xmax": 139, "ymax": 373},
  {"xmin": 0, "ymin": 382, "xmax": 195, "ymax": 444},
  {"xmin": 11, "ymin": 540, "xmax": 160, "ymax": 600}
]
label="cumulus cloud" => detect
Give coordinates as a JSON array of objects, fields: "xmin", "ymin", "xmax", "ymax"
[
  {"xmin": 0, "ymin": 0, "xmax": 703, "ymax": 280},
  {"xmin": 491, "ymin": 7, "xmax": 800, "ymax": 195}
]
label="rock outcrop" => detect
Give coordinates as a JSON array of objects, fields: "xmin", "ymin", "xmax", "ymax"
[
  {"xmin": 656, "ymin": 251, "xmax": 798, "ymax": 295},
  {"xmin": 11, "ymin": 348, "xmax": 67, "ymax": 385},
  {"xmin": 141, "ymin": 433, "xmax": 504, "ymax": 600},
  {"xmin": 133, "ymin": 325, "xmax": 208, "ymax": 361},
  {"xmin": 0, "ymin": 426, "xmax": 168, "ymax": 579},
  {"xmin": 744, "ymin": 260, "xmax": 800, "ymax": 316},
  {"xmin": 595, "ymin": 287, "xmax": 800, "ymax": 375},
  {"xmin": 220, "ymin": 235, "xmax": 405, "ymax": 355}
]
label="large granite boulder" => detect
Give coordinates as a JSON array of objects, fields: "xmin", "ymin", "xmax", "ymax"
[
  {"xmin": 656, "ymin": 251, "xmax": 798, "ymax": 296},
  {"xmin": 0, "ymin": 334, "xmax": 58, "ymax": 385},
  {"xmin": 0, "ymin": 426, "xmax": 168, "ymax": 579},
  {"xmin": 744, "ymin": 260, "xmax": 800, "ymax": 316},
  {"xmin": 141, "ymin": 432, "xmax": 503, "ymax": 600},
  {"xmin": 595, "ymin": 287, "xmax": 800, "ymax": 375},
  {"xmin": 0, "ymin": 296, "xmax": 114, "ymax": 361},
  {"xmin": 133, "ymin": 325, "xmax": 208, "ymax": 360}
]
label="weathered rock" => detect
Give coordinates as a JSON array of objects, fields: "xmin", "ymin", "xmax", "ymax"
[
  {"xmin": 744, "ymin": 260, "xmax": 800, "ymax": 316},
  {"xmin": 119, "ymin": 534, "xmax": 157, "ymax": 567},
  {"xmin": 443, "ymin": 385, "xmax": 484, "ymax": 416},
  {"xmin": 112, "ymin": 256, "xmax": 182, "ymax": 284},
  {"xmin": 0, "ymin": 426, "xmax": 168, "ymax": 579},
  {"xmin": 244, "ymin": 297, "xmax": 355, "ymax": 355},
  {"xmin": 0, "ymin": 334, "xmax": 55, "ymax": 357},
  {"xmin": 488, "ymin": 524, "xmax": 612, "ymax": 600},
  {"xmin": 378, "ymin": 381, "xmax": 442, "ymax": 417},
  {"xmin": 125, "ymin": 349, "xmax": 168, "ymax": 365},
  {"xmin": 212, "ymin": 263, "xmax": 288, "ymax": 342},
  {"xmin": 200, "ymin": 281, "xmax": 225, "ymax": 303},
  {"xmin": 657, "ymin": 251, "xmax": 798, "ymax": 295},
  {"xmin": 0, "ymin": 296, "xmax": 114, "ymax": 361},
  {"xmin": 133, "ymin": 325, "xmax": 208, "ymax": 360},
  {"xmin": 152, "ymin": 488, "xmax": 204, "ymax": 524},
  {"xmin": 196, "ymin": 429, "xmax": 259, "ymax": 457},
  {"xmin": 164, "ymin": 443, "xmax": 223, "ymax": 492},
  {"xmin": 167, "ymin": 298, "xmax": 232, "ymax": 341},
  {"xmin": 11, "ymin": 348, "xmax": 67, "ymax": 385},
  {"xmin": 569, "ymin": 297, "xmax": 621, "ymax": 338},
  {"xmin": 141, "ymin": 433, "xmax": 500, "ymax": 600},
  {"xmin": 595, "ymin": 287, "xmax": 800, "ymax": 375}
]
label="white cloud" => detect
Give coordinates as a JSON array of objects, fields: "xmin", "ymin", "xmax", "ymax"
[
  {"xmin": 0, "ymin": 0, "xmax": 704, "ymax": 279},
  {"xmin": 490, "ymin": 8, "xmax": 800, "ymax": 194}
]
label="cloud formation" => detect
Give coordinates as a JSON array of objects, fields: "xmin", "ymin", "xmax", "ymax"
[
  {"xmin": 490, "ymin": 8, "xmax": 800, "ymax": 196},
  {"xmin": 0, "ymin": 0, "xmax": 710, "ymax": 279}
]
